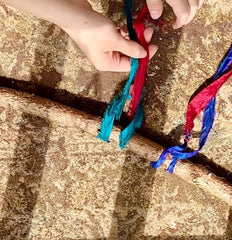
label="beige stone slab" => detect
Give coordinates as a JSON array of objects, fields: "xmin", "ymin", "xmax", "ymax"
[
  {"xmin": 0, "ymin": 0, "xmax": 231, "ymax": 239},
  {"xmin": 0, "ymin": 0, "xmax": 231, "ymax": 174},
  {"xmin": 0, "ymin": 89, "xmax": 230, "ymax": 239}
]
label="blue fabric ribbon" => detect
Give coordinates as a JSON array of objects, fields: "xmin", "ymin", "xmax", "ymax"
[
  {"xmin": 214, "ymin": 44, "xmax": 232, "ymax": 78},
  {"xmin": 119, "ymin": 95, "xmax": 144, "ymax": 148},
  {"xmin": 98, "ymin": 0, "xmax": 145, "ymax": 148},
  {"xmin": 152, "ymin": 44, "xmax": 232, "ymax": 173},
  {"xmin": 97, "ymin": 58, "xmax": 138, "ymax": 142},
  {"xmin": 151, "ymin": 97, "xmax": 216, "ymax": 173}
]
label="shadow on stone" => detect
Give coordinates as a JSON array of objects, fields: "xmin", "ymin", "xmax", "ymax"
[
  {"xmin": 109, "ymin": 152, "xmax": 156, "ymax": 239},
  {"xmin": 0, "ymin": 76, "xmax": 231, "ymax": 240},
  {"xmin": 0, "ymin": 77, "xmax": 108, "ymax": 117},
  {"xmin": 106, "ymin": 0, "xmax": 183, "ymax": 150},
  {"xmin": 0, "ymin": 2, "xmax": 230, "ymax": 239},
  {"xmin": 0, "ymin": 113, "xmax": 51, "ymax": 238},
  {"xmin": 0, "ymin": 20, "xmax": 66, "ymax": 239},
  {"xmin": 226, "ymin": 208, "xmax": 232, "ymax": 239}
]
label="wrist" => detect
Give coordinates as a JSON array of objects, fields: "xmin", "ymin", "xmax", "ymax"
[
  {"xmin": 49, "ymin": 0, "xmax": 93, "ymax": 31},
  {"xmin": 3, "ymin": 0, "xmax": 93, "ymax": 30}
]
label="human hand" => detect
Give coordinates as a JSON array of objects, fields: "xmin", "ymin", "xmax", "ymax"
[
  {"xmin": 62, "ymin": 8, "xmax": 157, "ymax": 72},
  {"xmin": 3, "ymin": 0, "xmax": 157, "ymax": 72},
  {"xmin": 146, "ymin": 0, "xmax": 204, "ymax": 29}
]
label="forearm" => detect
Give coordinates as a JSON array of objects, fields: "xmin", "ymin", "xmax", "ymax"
[{"xmin": 2, "ymin": 0, "xmax": 92, "ymax": 29}]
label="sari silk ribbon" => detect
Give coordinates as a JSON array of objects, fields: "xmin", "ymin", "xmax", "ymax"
[
  {"xmin": 151, "ymin": 45, "xmax": 232, "ymax": 173},
  {"xmin": 98, "ymin": 2, "xmax": 150, "ymax": 148}
]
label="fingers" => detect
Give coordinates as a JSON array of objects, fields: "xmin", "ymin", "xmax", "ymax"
[
  {"xmin": 166, "ymin": 0, "xmax": 203, "ymax": 29},
  {"xmin": 118, "ymin": 26, "xmax": 157, "ymax": 59},
  {"xmin": 115, "ymin": 36, "xmax": 147, "ymax": 59},
  {"xmin": 146, "ymin": 0, "xmax": 163, "ymax": 19},
  {"xmin": 107, "ymin": 54, "xmax": 131, "ymax": 72},
  {"xmin": 144, "ymin": 27, "xmax": 154, "ymax": 43},
  {"xmin": 166, "ymin": 0, "xmax": 190, "ymax": 29},
  {"xmin": 119, "ymin": 26, "xmax": 156, "ymax": 49},
  {"xmin": 96, "ymin": 26, "xmax": 157, "ymax": 72},
  {"xmin": 100, "ymin": 27, "xmax": 158, "ymax": 72},
  {"xmin": 185, "ymin": 0, "xmax": 199, "ymax": 25},
  {"xmin": 148, "ymin": 45, "xmax": 158, "ymax": 60},
  {"xmin": 118, "ymin": 25, "xmax": 129, "ymax": 39},
  {"xmin": 198, "ymin": 0, "xmax": 204, "ymax": 9},
  {"xmin": 144, "ymin": 27, "xmax": 158, "ymax": 60},
  {"xmin": 102, "ymin": 44, "xmax": 158, "ymax": 72}
]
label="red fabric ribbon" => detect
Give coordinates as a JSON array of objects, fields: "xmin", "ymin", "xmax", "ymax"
[
  {"xmin": 185, "ymin": 66, "xmax": 232, "ymax": 137},
  {"xmin": 128, "ymin": 6, "xmax": 150, "ymax": 119}
]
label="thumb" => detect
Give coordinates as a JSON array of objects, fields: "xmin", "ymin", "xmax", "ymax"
[
  {"xmin": 146, "ymin": 0, "xmax": 163, "ymax": 19},
  {"xmin": 115, "ymin": 36, "xmax": 147, "ymax": 58}
]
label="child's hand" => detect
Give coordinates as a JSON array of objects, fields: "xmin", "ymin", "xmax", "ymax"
[
  {"xmin": 62, "ymin": 8, "xmax": 157, "ymax": 72},
  {"xmin": 147, "ymin": 0, "xmax": 204, "ymax": 29},
  {"xmin": 3, "ymin": 0, "xmax": 157, "ymax": 72}
]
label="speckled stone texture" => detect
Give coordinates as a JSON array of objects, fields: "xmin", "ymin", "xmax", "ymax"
[{"xmin": 0, "ymin": 0, "xmax": 231, "ymax": 239}]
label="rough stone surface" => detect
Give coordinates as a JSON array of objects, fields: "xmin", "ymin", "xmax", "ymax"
[
  {"xmin": 0, "ymin": 105, "xmax": 231, "ymax": 239},
  {"xmin": 0, "ymin": 0, "xmax": 231, "ymax": 239}
]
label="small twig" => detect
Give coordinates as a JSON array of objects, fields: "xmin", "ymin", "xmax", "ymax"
[{"xmin": 0, "ymin": 87, "xmax": 231, "ymax": 206}]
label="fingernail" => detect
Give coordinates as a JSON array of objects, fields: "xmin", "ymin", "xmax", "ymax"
[{"xmin": 150, "ymin": 10, "xmax": 162, "ymax": 19}]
